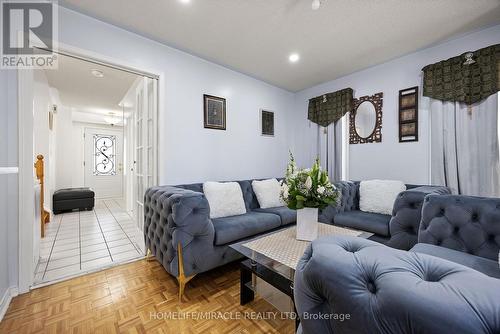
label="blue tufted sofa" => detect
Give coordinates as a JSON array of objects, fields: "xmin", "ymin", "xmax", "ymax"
[
  {"xmin": 410, "ymin": 194, "xmax": 500, "ymax": 278},
  {"xmin": 294, "ymin": 236, "xmax": 500, "ymax": 334},
  {"xmin": 144, "ymin": 179, "xmax": 451, "ymax": 286},
  {"xmin": 143, "ymin": 179, "xmax": 296, "ymax": 291},
  {"xmin": 319, "ymin": 181, "xmax": 450, "ymax": 250}
]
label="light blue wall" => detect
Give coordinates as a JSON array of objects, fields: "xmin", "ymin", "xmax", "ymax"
[
  {"xmin": 57, "ymin": 6, "xmax": 296, "ymax": 185},
  {"xmin": 291, "ymin": 24, "xmax": 500, "ymax": 184}
]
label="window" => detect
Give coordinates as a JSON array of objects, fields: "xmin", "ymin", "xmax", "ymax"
[{"xmin": 93, "ymin": 134, "xmax": 116, "ymax": 176}]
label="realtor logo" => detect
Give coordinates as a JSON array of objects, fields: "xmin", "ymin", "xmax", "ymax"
[{"xmin": 1, "ymin": 0, "xmax": 58, "ymax": 69}]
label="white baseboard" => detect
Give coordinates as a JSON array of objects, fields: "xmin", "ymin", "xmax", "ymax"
[{"xmin": 0, "ymin": 286, "xmax": 18, "ymax": 322}]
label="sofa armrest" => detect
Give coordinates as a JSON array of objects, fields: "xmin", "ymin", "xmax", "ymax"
[
  {"xmin": 144, "ymin": 186, "xmax": 215, "ymax": 277},
  {"xmin": 319, "ymin": 181, "xmax": 359, "ymax": 224},
  {"xmin": 386, "ymin": 186, "xmax": 450, "ymax": 250}
]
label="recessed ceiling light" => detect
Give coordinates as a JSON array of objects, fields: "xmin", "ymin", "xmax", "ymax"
[
  {"xmin": 91, "ymin": 69, "xmax": 104, "ymax": 78},
  {"xmin": 179, "ymin": 0, "xmax": 191, "ymax": 4},
  {"xmin": 289, "ymin": 53, "xmax": 300, "ymax": 63}
]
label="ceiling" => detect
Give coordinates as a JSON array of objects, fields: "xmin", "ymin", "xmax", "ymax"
[
  {"xmin": 44, "ymin": 53, "xmax": 139, "ymax": 118},
  {"xmin": 60, "ymin": 0, "xmax": 500, "ymax": 92}
]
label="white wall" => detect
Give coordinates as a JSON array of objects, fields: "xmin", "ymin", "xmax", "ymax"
[
  {"xmin": 33, "ymin": 71, "xmax": 56, "ymax": 211},
  {"xmin": 53, "ymin": 104, "xmax": 73, "ymax": 190},
  {"xmin": 57, "ymin": 6, "xmax": 295, "ymax": 185},
  {"xmin": 52, "ymin": 104, "xmax": 125, "ymax": 190},
  {"xmin": 292, "ymin": 24, "xmax": 500, "ymax": 184}
]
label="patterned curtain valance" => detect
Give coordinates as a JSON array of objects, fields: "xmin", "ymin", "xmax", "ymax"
[
  {"xmin": 422, "ymin": 44, "xmax": 500, "ymax": 105},
  {"xmin": 308, "ymin": 88, "xmax": 353, "ymax": 127}
]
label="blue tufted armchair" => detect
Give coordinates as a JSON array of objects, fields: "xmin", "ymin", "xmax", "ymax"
[
  {"xmin": 294, "ymin": 236, "xmax": 500, "ymax": 334},
  {"xmin": 410, "ymin": 194, "xmax": 500, "ymax": 278}
]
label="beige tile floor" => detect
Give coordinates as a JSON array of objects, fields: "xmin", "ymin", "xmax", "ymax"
[{"xmin": 34, "ymin": 199, "xmax": 144, "ymax": 285}]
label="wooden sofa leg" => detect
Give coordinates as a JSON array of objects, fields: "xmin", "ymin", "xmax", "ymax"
[{"xmin": 177, "ymin": 242, "xmax": 195, "ymax": 302}]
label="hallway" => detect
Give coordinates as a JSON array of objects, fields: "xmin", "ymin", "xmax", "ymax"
[{"xmin": 35, "ymin": 199, "xmax": 144, "ymax": 285}]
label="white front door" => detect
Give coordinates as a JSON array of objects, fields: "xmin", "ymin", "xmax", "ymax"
[{"xmin": 84, "ymin": 127, "xmax": 124, "ymax": 198}]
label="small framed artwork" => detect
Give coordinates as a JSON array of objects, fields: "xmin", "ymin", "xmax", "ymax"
[
  {"xmin": 400, "ymin": 109, "xmax": 416, "ymax": 122},
  {"xmin": 203, "ymin": 94, "xmax": 226, "ymax": 130},
  {"xmin": 398, "ymin": 86, "xmax": 418, "ymax": 142},
  {"xmin": 260, "ymin": 109, "xmax": 275, "ymax": 136},
  {"xmin": 400, "ymin": 123, "xmax": 416, "ymax": 137}
]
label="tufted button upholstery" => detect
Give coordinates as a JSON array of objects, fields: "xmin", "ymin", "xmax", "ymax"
[
  {"xmin": 419, "ymin": 195, "xmax": 500, "ymax": 262},
  {"xmin": 144, "ymin": 185, "xmax": 243, "ymax": 277},
  {"xmin": 366, "ymin": 279, "xmax": 377, "ymax": 293},
  {"xmin": 319, "ymin": 181, "xmax": 359, "ymax": 223},
  {"xmin": 294, "ymin": 236, "xmax": 500, "ymax": 334},
  {"xmin": 386, "ymin": 186, "xmax": 451, "ymax": 250},
  {"xmin": 335, "ymin": 181, "xmax": 359, "ymax": 212}
]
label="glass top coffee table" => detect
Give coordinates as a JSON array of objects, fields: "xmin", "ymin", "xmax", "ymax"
[{"xmin": 230, "ymin": 223, "xmax": 373, "ymax": 328}]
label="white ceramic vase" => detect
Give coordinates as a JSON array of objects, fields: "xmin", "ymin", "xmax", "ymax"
[{"xmin": 296, "ymin": 207, "xmax": 318, "ymax": 241}]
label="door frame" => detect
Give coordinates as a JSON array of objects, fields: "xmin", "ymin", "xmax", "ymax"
[{"xmin": 18, "ymin": 41, "xmax": 162, "ymax": 292}]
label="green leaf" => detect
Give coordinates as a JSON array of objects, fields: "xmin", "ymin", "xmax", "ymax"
[{"xmin": 296, "ymin": 195, "xmax": 306, "ymax": 201}]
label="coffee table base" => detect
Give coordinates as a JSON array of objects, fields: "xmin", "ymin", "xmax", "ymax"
[{"xmin": 239, "ymin": 259, "xmax": 299, "ymax": 330}]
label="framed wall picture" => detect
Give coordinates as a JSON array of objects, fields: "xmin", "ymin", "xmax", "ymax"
[
  {"xmin": 260, "ymin": 109, "xmax": 274, "ymax": 136},
  {"xmin": 203, "ymin": 94, "xmax": 226, "ymax": 130},
  {"xmin": 398, "ymin": 87, "xmax": 418, "ymax": 142}
]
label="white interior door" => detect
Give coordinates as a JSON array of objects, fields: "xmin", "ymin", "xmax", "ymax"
[
  {"xmin": 84, "ymin": 127, "xmax": 124, "ymax": 198},
  {"xmin": 134, "ymin": 77, "xmax": 158, "ymax": 231}
]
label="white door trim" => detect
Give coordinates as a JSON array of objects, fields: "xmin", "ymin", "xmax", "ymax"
[
  {"xmin": 0, "ymin": 167, "xmax": 18, "ymax": 174},
  {"xmin": 18, "ymin": 68, "xmax": 35, "ymax": 293},
  {"xmin": 18, "ymin": 41, "xmax": 161, "ymax": 291}
]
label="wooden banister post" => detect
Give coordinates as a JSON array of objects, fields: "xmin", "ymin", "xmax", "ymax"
[{"xmin": 34, "ymin": 155, "xmax": 50, "ymax": 238}]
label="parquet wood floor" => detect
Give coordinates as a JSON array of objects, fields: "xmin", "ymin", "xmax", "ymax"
[{"xmin": 0, "ymin": 259, "xmax": 295, "ymax": 334}]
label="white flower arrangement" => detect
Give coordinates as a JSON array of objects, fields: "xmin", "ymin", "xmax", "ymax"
[{"xmin": 280, "ymin": 153, "xmax": 339, "ymax": 210}]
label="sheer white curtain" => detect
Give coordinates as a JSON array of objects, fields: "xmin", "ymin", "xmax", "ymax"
[
  {"xmin": 317, "ymin": 116, "xmax": 347, "ymax": 182},
  {"xmin": 428, "ymin": 93, "xmax": 500, "ymax": 196}
]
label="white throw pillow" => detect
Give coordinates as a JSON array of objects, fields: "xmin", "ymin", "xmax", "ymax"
[
  {"xmin": 203, "ymin": 182, "xmax": 247, "ymax": 219},
  {"xmin": 252, "ymin": 179, "xmax": 285, "ymax": 209},
  {"xmin": 359, "ymin": 180, "xmax": 406, "ymax": 215}
]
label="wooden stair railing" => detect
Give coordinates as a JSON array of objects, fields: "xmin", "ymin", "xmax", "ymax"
[{"xmin": 34, "ymin": 155, "xmax": 50, "ymax": 238}]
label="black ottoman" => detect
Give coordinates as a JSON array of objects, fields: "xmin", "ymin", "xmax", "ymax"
[{"xmin": 53, "ymin": 187, "xmax": 95, "ymax": 214}]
